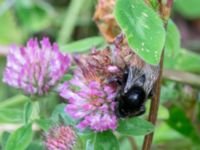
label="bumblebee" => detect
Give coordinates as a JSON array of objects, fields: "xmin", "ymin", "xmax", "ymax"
[
  {"xmin": 115, "ymin": 66, "xmax": 158, "ymax": 118},
  {"xmin": 109, "ymin": 34, "xmax": 159, "ymax": 118}
]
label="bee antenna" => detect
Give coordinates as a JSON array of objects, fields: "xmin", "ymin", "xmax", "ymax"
[{"xmin": 114, "ymin": 33, "xmax": 124, "ymax": 45}]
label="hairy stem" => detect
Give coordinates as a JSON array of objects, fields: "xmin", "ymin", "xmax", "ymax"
[{"xmin": 142, "ymin": 0, "xmax": 173, "ymax": 149}]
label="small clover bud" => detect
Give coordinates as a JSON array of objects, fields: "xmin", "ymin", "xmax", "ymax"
[{"xmin": 45, "ymin": 126, "xmax": 76, "ymax": 150}]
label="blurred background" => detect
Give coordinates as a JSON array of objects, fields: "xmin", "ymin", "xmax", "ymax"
[{"xmin": 0, "ymin": 0, "xmax": 200, "ymax": 150}]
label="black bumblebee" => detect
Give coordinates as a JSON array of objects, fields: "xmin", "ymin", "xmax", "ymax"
[{"xmin": 114, "ymin": 66, "xmax": 158, "ymax": 118}]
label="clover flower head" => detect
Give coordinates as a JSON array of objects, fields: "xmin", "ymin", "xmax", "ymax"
[
  {"xmin": 59, "ymin": 66, "xmax": 118, "ymax": 132},
  {"xmin": 3, "ymin": 37, "xmax": 70, "ymax": 95},
  {"xmin": 45, "ymin": 125, "xmax": 76, "ymax": 150},
  {"xmin": 59, "ymin": 35, "xmax": 138, "ymax": 132}
]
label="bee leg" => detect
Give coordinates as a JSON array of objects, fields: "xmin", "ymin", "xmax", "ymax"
[
  {"xmin": 106, "ymin": 76, "xmax": 122, "ymax": 85},
  {"xmin": 148, "ymin": 89, "xmax": 154, "ymax": 98},
  {"xmin": 115, "ymin": 102, "xmax": 128, "ymax": 118},
  {"xmin": 114, "ymin": 33, "xmax": 124, "ymax": 45},
  {"xmin": 134, "ymin": 106, "xmax": 146, "ymax": 116}
]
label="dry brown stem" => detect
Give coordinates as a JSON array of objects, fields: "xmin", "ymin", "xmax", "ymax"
[{"xmin": 142, "ymin": 1, "xmax": 174, "ymax": 150}]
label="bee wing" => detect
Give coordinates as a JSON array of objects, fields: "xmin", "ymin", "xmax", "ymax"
[
  {"xmin": 143, "ymin": 64, "xmax": 160, "ymax": 94},
  {"xmin": 123, "ymin": 67, "xmax": 145, "ymax": 94},
  {"xmin": 123, "ymin": 64, "xmax": 159, "ymax": 95}
]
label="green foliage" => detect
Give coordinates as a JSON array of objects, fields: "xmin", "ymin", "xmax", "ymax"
[
  {"xmin": 1, "ymin": 132, "xmax": 10, "ymax": 150},
  {"xmin": 78, "ymin": 132, "xmax": 95, "ymax": 150},
  {"xmin": 149, "ymin": 0, "xmax": 159, "ymax": 10},
  {"xmin": 0, "ymin": 57, "xmax": 20, "ymax": 101},
  {"xmin": 119, "ymin": 137, "xmax": 132, "ymax": 150},
  {"xmin": 0, "ymin": 12, "xmax": 23, "ymax": 44},
  {"xmin": 153, "ymin": 122, "xmax": 200, "ymax": 150},
  {"xmin": 29, "ymin": 101, "xmax": 40, "ymax": 121},
  {"xmin": 165, "ymin": 19, "xmax": 181, "ymax": 58},
  {"xmin": 61, "ymin": 74, "xmax": 73, "ymax": 82},
  {"xmin": 0, "ymin": 0, "xmax": 200, "ymax": 149},
  {"xmin": 164, "ymin": 48, "xmax": 200, "ymax": 74},
  {"xmin": 157, "ymin": 105, "xmax": 169, "ymax": 120},
  {"xmin": 0, "ymin": 108, "xmax": 23, "ymax": 123},
  {"xmin": 60, "ymin": 36, "xmax": 105, "ymax": 53},
  {"xmin": 57, "ymin": 0, "xmax": 86, "ymax": 44},
  {"xmin": 36, "ymin": 118, "xmax": 53, "ymax": 131},
  {"xmin": 26, "ymin": 141, "xmax": 45, "ymax": 150},
  {"xmin": 167, "ymin": 106, "xmax": 200, "ymax": 144},
  {"xmin": 0, "ymin": 95, "xmax": 28, "ymax": 108},
  {"xmin": 23, "ymin": 101, "xmax": 33, "ymax": 125},
  {"xmin": 160, "ymin": 82, "xmax": 179, "ymax": 103},
  {"xmin": 174, "ymin": 0, "xmax": 200, "ymax": 19},
  {"xmin": 79, "ymin": 131, "xmax": 119, "ymax": 150},
  {"xmin": 164, "ymin": 19, "xmax": 181, "ymax": 71},
  {"xmin": 14, "ymin": 0, "xmax": 52, "ymax": 32},
  {"xmin": 117, "ymin": 117, "xmax": 154, "ymax": 136},
  {"xmin": 94, "ymin": 131, "xmax": 119, "ymax": 150},
  {"xmin": 51, "ymin": 103, "xmax": 76, "ymax": 126},
  {"xmin": 154, "ymin": 122, "xmax": 184, "ymax": 143},
  {"xmin": 173, "ymin": 49, "xmax": 200, "ymax": 74},
  {"xmin": 198, "ymin": 104, "xmax": 200, "ymax": 123},
  {"xmin": 5, "ymin": 124, "xmax": 33, "ymax": 150},
  {"xmin": 115, "ymin": 0, "xmax": 166, "ymax": 65}
]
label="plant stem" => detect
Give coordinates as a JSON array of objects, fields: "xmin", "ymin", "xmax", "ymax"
[
  {"xmin": 31, "ymin": 101, "xmax": 40, "ymax": 121},
  {"xmin": 0, "ymin": 45, "xmax": 9, "ymax": 56},
  {"xmin": 57, "ymin": 0, "xmax": 85, "ymax": 44},
  {"xmin": 142, "ymin": 51, "xmax": 164, "ymax": 150},
  {"xmin": 142, "ymin": 0, "xmax": 173, "ymax": 150},
  {"xmin": 128, "ymin": 136, "xmax": 138, "ymax": 150},
  {"xmin": 0, "ymin": 123, "xmax": 39, "ymax": 132},
  {"xmin": 163, "ymin": 69, "xmax": 200, "ymax": 88}
]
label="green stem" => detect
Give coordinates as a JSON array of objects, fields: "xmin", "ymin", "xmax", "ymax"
[
  {"xmin": 0, "ymin": 95, "xmax": 28, "ymax": 108},
  {"xmin": 57, "ymin": 0, "xmax": 85, "ymax": 44},
  {"xmin": 31, "ymin": 101, "xmax": 40, "ymax": 121}
]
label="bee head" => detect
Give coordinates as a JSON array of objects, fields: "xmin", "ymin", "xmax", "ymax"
[
  {"xmin": 123, "ymin": 86, "xmax": 146, "ymax": 108},
  {"xmin": 115, "ymin": 67, "xmax": 149, "ymax": 118},
  {"xmin": 122, "ymin": 67, "xmax": 146, "ymax": 94}
]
